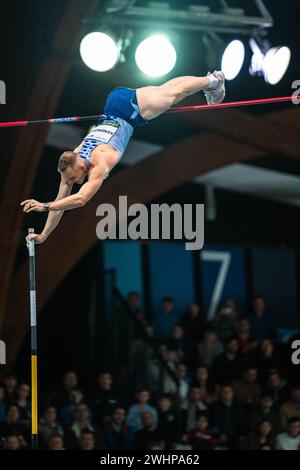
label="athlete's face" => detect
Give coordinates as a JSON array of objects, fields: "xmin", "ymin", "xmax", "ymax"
[{"xmin": 63, "ymin": 158, "xmax": 87, "ymax": 185}]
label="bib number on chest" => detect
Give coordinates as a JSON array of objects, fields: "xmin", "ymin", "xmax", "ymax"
[{"xmin": 88, "ymin": 120, "xmax": 120, "ymax": 143}]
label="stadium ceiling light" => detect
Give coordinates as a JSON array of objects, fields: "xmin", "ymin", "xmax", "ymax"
[
  {"xmin": 249, "ymin": 39, "xmax": 291, "ymax": 85},
  {"xmin": 221, "ymin": 40, "xmax": 245, "ymax": 80},
  {"xmin": 80, "ymin": 32, "xmax": 120, "ymax": 72},
  {"xmin": 135, "ymin": 34, "xmax": 177, "ymax": 77}
]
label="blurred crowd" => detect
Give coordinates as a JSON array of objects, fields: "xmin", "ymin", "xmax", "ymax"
[{"xmin": 0, "ymin": 293, "xmax": 300, "ymax": 450}]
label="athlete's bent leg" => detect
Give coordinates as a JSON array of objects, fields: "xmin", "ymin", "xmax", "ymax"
[{"xmin": 136, "ymin": 73, "xmax": 225, "ymax": 120}]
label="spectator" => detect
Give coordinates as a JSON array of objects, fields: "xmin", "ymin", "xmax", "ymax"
[
  {"xmin": 46, "ymin": 371, "xmax": 79, "ymax": 410},
  {"xmin": 153, "ymin": 297, "xmax": 179, "ymax": 341},
  {"xmin": 15, "ymin": 383, "xmax": 31, "ymax": 424},
  {"xmin": 39, "ymin": 406, "xmax": 65, "ymax": 446},
  {"xmin": 211, "ymin": 385, "xmax": 242, "ymax": 448},
  {"xmin": 134, "ymin": 411, "xmax": 165, "ymax": 450},
  {"xmin": 0, "ymin": 385, "xmax": 6, "ymax": 422},
  {"xmin": 78, "ymin": 430, "xmax": 96, "ymax": 450},
  {"xmin": 263, "ymin": 369, "xmax": 290, "ymax": 406},
  {"xmin": 254, "ymin": 339, "xmax": 280, "ymax": 380},
  {"xmin": 212, "ymin": 337, "xmax": 242, "ymax": 385},
  {"xmin": 248, "ymin": 296, "xmax": 272, "ymax": 340},
  {"xmin": 0, "ymin": 405, "xmax": 29, "ymax": 445},
  {"xmin": 166, "ymin": 326, "xmax": 187, "ymax": 361},
  {"xmin": 279, "ymin": 387, "xmax": 300, "ymax": 430},
  {"xmin": 197, "ymin": 329, "xmax": 224, "ymax": 368},
  {"xmin": 187, "ymin": 414, "xmax": 216, "ymax": 450},
  {"xmin": 68, "ymin": 403, "xmax": 97, "ymax": 447},
  {"xmin": 163, "ymin": 363, "xmax": 189, "ymax": 400},
  {"xmin": 233, "ymin": 367, "xmax": 261, "ymax": 407},
  {"xmin": 250, "ymin": 395, "xmax": 280, "ymax": 434},
  {"xmin": 236, "ymin": 319, "xmax": 256, "ymax": 364},
  {"xmin": 60, "ymin": 389, "xmax": 86, "ymax": 426},
  {"xmin": 3, "ymin": 374, "xmax": 18, "ymax": 404},
  {"xmin": 180, "ymin": 303, "xmax": 205, "ymax": 344},
  {"xmin": 2, "ymin": 435, "xmax": 22, "ymax": 450},
  {"xmin": 182, "ymin": 387, "xmax": 208, "ymax": 432},
  {"xmin": 157, "ymin": 394, "xmax": 179, "ymax": 445},
  {"xmin": 48, "ymin": 434, "xmax": 65, "ymax": 450},
  {"xmin": 126, "ymin": 389, "xmax": 158, "ymax": 432},
  {"xmin": 239, "ymin": 420, "xmax": 275, "ymax": 450},
  {"xmin": 101, "ymin": 407, "xmax": 134, "ymax": 450},
  {"xmin": 92, "ymin": 372, "xmax": 121, "ymax": 425},
  {"xmin": 213, "ymin": 305, "xmax": 236, "ymax": 342},
  {"xmin": 276, "ymin": 417, "xmax": 300, "ymax": 450},
  {"xmin": 192, "ymin": 366, "xmax": 217, "ymax": 404}
]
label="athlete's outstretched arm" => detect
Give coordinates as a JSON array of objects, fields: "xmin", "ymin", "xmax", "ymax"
[
  {"xmin": 23, "ymin": 178, "xmax": 72, "ymax": 245},
  {"xmin": 22, "ymin": 165, "xmax": 106, "ymax": 214}
]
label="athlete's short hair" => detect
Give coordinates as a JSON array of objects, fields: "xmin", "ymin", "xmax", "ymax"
[{"xmin": 57, "ymin": 151, "xmax": 77, "ymax": 173}]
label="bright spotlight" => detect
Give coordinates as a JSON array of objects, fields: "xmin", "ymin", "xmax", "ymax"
[
  {"xmin": 221, "ymin": 40, "xmax": 245, "ymax": 80},
  {"xmin": 263, "ymin": 46, "xmax": 291, "ymax": 85},
  {"xmin": 249, "ymin": 39, "xmax": 291, "ymax": 85},
  {"xmin": 135, "ymin": 35, "xmax": 177, "ymax": 77},
  {"xmin": 80, "ymin": 32, "xmax": 120, "ymax": 72}
]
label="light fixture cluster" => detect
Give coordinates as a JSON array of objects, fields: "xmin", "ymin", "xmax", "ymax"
[{"xmin": 79, "ymin": 31, "xmax": 291, "ymax": 85}]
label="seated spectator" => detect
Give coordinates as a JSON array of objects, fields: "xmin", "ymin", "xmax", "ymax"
[
  {"xmin": 153, "ymin": 297, "xmax": 180, "ymax": 341},
  {"xmin": 233, "ymin": 367, "xmax": 261, "ymax": 407},
  {"xmin": 254, "ymin": 339, "xmax": 281, "ymax": 380},
  {"xmin": 224, "ymin": 298, "xmax": 239, "ymax": 318},
  {"xmin": 163, "ymin": 363, "xmax": 189, "ymax": 401},
  {"xmin": 0, "ymin": 385, "xmax": 6, "ymax": 422},
  {"xmin": 213, "ymin": 305, "xmax": 237, "ymax": 342},
  {"xmin": 187, "ymin": 414, "xmax": 216, "ymax": 450},
  {"xmin": 191, "ymin": 366, "xmax": 217, "ymax": 406},
  {"xmin": 78, "ymin": 430, "xmax": 96, "ymax": 450},
  {"xmin": 211, "ymin": 337, "xmax": 242, "ymax": 385},
  {"xmin": 181, "ymin": 387, "xmax": 208, "ymax": 432},
  {"xmin": 249, "ymin": 395, "xmax": 280, "ymax": 434},
  {"xmin": 126, "ymin": 389, "xmax": 158, "ymax": 432},
  {"xmin": 180, "ymin": 303, "xmax": 205, "ymax": 345},
  {"xmin": 263, "ymin": 369, "xmax": 290, "ymax": 406},
  {"xmin": 279, "ymin": 387, "xmax": 300, "ymax": 430},
  {"xmin": 2, "ymin": 434, "xmax": 23, "ymax": 450},
  {"xmin": 0, "ymin": 405, "xmax": 29, "ymax": 445},
  {"xmin": 236, "ymin": 319, "xmax": 256, "ymax": 364},
  {"xmin": 157, "ymin": 394, "xmax": 179, "ymax": 445},
  {"xmin": 67, "ymin": 403, "xmax": 98, "ymax": 448},
  {"xmin": 92, "ymin": 372, "xmax": 122, "ymax": 425},
  {"xmin": 276, "ymin": 417, "xmax": 300, "ymax": 450},
  {"xmin": 14, "ymin": 383, "xmax": 31, "ymax": 424},
  {"xmin": 48, "ymin": 433, "xmax": 65, "ymax": 450},
  {"xmin": 166, "ymin": 326, "xmax": 187, "ymax": 362},
  {"xmin": 134, "ymin": 411, "xmax": 165, "ymax": 450},
  {"xmin": 197, "ymin": 329, "xmax": 224, "ymax": 368},
  {"xmin": 238, "ymin": 420, "xmax": 275, "ymax": 450},
  {"xmin": 45, "ymin": 370, "xmax": 79, "ymax": 410},
  {"xmin": 211, "ymin": 385, "xmax": 242, "ymax": 448},
  {"xmin": 101, "ymin": 407, "xmax": 134, "ymax": 450},
  {"xmin": 3, "ymin": 373, "xmax": 18, "ymax": 404},
  {"xmin": 247, "ymin": 296, "xmax": 273, "ymax": 340},
  {"xmin": 60, "ymin": 388, "xmax": 86, "ymax": 426},
  {"xmin": 39, "ymin": 406, "xmax": 65, "ymax": 447}
]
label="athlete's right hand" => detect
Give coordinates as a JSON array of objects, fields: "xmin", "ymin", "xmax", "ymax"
[{"xmin": 26, "ymin": 233, "xmax": 46, "ymax": 248}]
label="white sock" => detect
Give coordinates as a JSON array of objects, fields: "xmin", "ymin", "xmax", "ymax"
[{"xmin": 206, "ymin": 73, "xmax": 219, "ymax": 90}]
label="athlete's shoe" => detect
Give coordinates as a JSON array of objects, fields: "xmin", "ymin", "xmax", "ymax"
[{"xmin": 203, "ymin": 71, "xmax": 226, "ymax": 105}]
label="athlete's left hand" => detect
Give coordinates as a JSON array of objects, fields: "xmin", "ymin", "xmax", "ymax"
[{"xmin": 21, "ymin": 199, "xmax": 46, "ymax": 213}]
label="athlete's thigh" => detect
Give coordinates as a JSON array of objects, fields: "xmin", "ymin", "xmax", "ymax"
[{"xmin": 136, "ymin": 85, "xmax": 175, "ymax": 120}]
